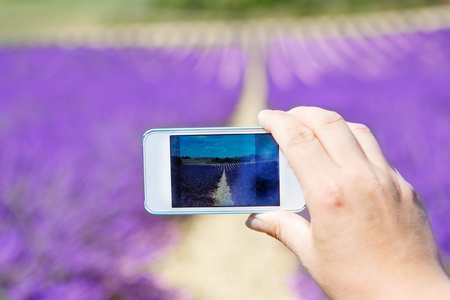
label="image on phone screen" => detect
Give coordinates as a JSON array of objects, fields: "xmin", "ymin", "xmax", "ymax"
[{"xmin": 170, "ymin": 134, "xmax": 280, "ymax": 207}]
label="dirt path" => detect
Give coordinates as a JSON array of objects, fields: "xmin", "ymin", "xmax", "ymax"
[
  {"xmin": 212, "ymin": 171, "xmax": 234, "ymax": 206},
  {"xmin": 149, "ymin": 35, "xmax": 301, "ymax": 300}
]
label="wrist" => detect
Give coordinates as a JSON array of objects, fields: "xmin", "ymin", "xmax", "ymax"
[
  {"xmin": 330, "ymin": 265, "xmax": 450, "ymax": 300},
  {"xmin": 402, "ymin": 272, "xmax": 450, "ymax": 300},
  {"xmin": 372, "ymin": 267, "xmax": 450, "ymax": 300}
]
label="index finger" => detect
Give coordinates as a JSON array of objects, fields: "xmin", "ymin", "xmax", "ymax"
[
  {"xmin": 258, "ymin": 110, "xmax": 336, "ymax": 195},
  {"xmin": 288, "ymin": 107, "xmax": 369, "ymax": 169}
]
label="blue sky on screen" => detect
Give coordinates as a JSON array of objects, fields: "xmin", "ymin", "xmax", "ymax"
[{"xmin": 179, "ymin": 135, "xmax": 256, "ymax": 158}]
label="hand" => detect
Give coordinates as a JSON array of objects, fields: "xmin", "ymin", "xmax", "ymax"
[{"xmin": 246, "ymin": 107, "xmax": 450, "ymax": 299}]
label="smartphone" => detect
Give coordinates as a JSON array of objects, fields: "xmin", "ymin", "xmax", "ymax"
[{"xmin": 142, "ymin": 127, "xmax": 305, "ymax": 214}]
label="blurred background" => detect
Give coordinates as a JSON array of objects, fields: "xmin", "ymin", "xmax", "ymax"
[{"xmin": 0, "ymin": 1, "xmax": 449, "ymax": 299}]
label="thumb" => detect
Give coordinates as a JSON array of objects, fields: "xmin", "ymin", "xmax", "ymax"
[{"xmin": 245, "ymin": 211, "xmax": 312, "ymax": 259}]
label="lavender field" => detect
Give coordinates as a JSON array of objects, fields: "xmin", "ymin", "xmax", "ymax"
[
  {"xmin": 0, "ymin": 46, "xmax": 244, "ymax": 299},
  {"xmin": 1, "ymin": 20, "xmax": 450, "ymax": 300},
  {"xmin": 267, "ymin": 28, "xmax": 450, "ymax": 299}
]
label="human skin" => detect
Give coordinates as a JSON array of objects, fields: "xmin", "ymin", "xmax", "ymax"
[{"xmin": 245, "ymin": 107, "xmax": 450, "ymax": 299}]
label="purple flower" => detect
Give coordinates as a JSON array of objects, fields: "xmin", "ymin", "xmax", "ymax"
[
  {"xmin": 266, "ymin": 28, "xmax": 450, "ymax": 297},
  {"xmin": 289, "ymin": 272, "xmax": 327, "ymax": 300},
  {"xmin": 0, "ymin": 46, "xmax": 244, "ymax": 299}
]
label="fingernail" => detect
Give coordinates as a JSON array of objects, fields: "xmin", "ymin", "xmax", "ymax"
[
  {"xmin": 245, "ymin": 215, "xmax": 265, "ymax": 232},
  {"xmin": 258, "ymin": 109, "xmax": 272, "ymax": 119}
]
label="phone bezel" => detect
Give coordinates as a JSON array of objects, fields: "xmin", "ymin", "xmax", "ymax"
[{"xmin": 143, "ymin": 127, "xmax": 305, "ymax": 214}]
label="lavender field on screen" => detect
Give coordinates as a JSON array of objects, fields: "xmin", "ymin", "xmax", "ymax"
[
  {"xmin": 0, "ymin": 46, "xmax": 244, "ymax": 299},
  {"xmin": 172, "ymin": 162, "xmax": 279, "ymax": 207},
  {"xmin": 267, "ymin": 28, "xmax": 450, "ymax": 299},
  {"xmin": 175, "ymin": 165, "xmax": 223, "ymax": 207},
  {"xmin": 227, "ymin": 161, "xmax": 280, "ymax": 206}
]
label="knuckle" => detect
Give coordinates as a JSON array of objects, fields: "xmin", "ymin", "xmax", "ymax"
[
  {"xmin": 362, "ymin": 170, "xmax": 383, "ymax": 190},
  {"xmin": 284, "ymin": 126, "xmax": 316, "ymax": 150},
  {"xmin": 317, "ymin": 111, "xmax": 345, "ymax": 128},
  {"xmin": 357, "ymin": 168, "xmax": 393, "ymax": 200},
  {"xmin": 391, "ymin": 171, "xmax": 416, "ymax": 204},
  {"xmin": 349, "ymin": 122, "xmax": 372, "ymax": 135},
  {"xmin": 320, "ymin": 180, "xmax": 346, "ymax": 208},
  {"xmin": 273, "ymin": 218, "xmax": 284, "ymax": 241}
]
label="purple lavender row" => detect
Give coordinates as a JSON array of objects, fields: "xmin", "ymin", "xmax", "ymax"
[
  {"xmin": 0, "ymin": 46, "xmax": 245, "ymax": 299},
  {"xmin": 267, "ymin": 28, "xmax": 450, "ymax": 299}
]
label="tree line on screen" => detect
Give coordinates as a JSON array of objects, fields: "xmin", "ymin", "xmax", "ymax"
[{"xmin": 172, "ymin": 154, "xmax": 277, "ymax": 165}]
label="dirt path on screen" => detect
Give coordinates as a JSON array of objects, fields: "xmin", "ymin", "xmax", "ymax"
[{"xmin": 212, "ymin": 171, "xmax": 233, "ymax": 206}]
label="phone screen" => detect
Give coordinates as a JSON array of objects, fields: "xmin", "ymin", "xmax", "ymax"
[{"xmin": 170, "ymin": 134, "xmax": 280, "ymax": 207}]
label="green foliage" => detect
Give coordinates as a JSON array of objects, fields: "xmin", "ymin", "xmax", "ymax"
[
  {"xmin": 154, "ymin": 0, "xmax": 437, "ymax": 14},
  {"xmin": 0, "ymin": 0, "xmax": 439, "ymax": 30}
]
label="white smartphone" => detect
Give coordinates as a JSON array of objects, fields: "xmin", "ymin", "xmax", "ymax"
[{"xmin": 142, "ymin": 127, "xmax": 305, "ymax": 214}]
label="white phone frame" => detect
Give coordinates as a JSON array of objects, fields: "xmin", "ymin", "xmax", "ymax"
[{"xmin": 143, "ymin": 127, "xmax": 305, "ymax": 215}]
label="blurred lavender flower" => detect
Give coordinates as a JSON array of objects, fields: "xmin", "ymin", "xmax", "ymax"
[
  {"xmin": 0, "ymin": 46, "xmax": 245, "ymax": 299},
  {"xmin": 289, "ymin": 272, "xmax": 326, "ymax": 300},
  {"xmin": 267, "ymin": 28, "xmax": 450, "ymax": 298}
]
